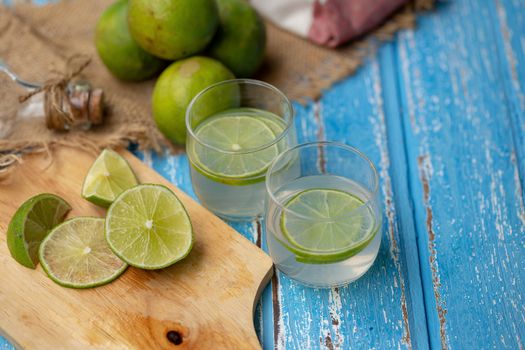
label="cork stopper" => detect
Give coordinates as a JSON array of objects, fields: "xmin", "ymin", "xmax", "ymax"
[{"xmin": 43, "ymin": 81, "xmax": 104, "ymax": 131}]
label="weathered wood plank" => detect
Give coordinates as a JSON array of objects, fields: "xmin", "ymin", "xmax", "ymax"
[
  {"xmin": 270, "ymin": 51, "xmax": 429, "ymax": 349},
  {"xmin": 492, "ymin": 0, "xmax": 525, "ymax": 199},
  {"xmin": 0, "ymin": 341, "xmax": 13, "ymax": 350},
  {"xmin": 379, "ymin": 44, "xmax": 430, "ymax": 350},
  {"xmin": 395, "ymin": 0, "xmax": 525, "ymax": 348}
]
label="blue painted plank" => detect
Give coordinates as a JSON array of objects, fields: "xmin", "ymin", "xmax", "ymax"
[
  {"xmin": 395, "ymin": 0, "xmax": 525, "ymax": 348},
  {"xmin": 491, "ymin": 0, "xmax": 525, "ymax": 196},
  {"xmin": 271, "ymin": 50, "xmax": 429, "ymax": 349},
  {"xmin": 379, "ymin": 44, "xmax": 430, "ymax": 350},
  {"xmin": 0, "ymin": 342, "xmax": 14, "ymax": 350}
]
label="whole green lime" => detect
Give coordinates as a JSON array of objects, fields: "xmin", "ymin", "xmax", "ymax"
[
  {"xmin": 128, "ymin": 0, "xmax": 219, "ymax": 60},
  {"xmin": 95, "ymin": 0, "xmax": 165, "ymax": 81},
  {"xmin": 207, "ymin": 0, "xmax": 266, "ymax": 77},
  {"xmin": 152, "ymin": 56, "xmax": 235, "ymax": 145}
]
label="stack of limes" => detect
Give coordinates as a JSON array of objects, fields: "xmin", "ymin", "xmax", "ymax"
[
  {"xmin": 95, "ymin": 0, "xmax": 266, "ymax": 145},
  {"xmin": 6, "ymin": 149, "xmax": 193, "ymax": 289}
]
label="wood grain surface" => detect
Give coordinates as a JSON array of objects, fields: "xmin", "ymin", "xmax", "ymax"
[
  {"xmin": 2, "ymin": 0, "xmax": 525, "ymax": 349},
  {"xmin": 395, "ymin": 1, "xmax": 525, "ymax": 348},
  {"xmin": 0, "ymin": 148, "xmax": 272, "ymax": 349}
]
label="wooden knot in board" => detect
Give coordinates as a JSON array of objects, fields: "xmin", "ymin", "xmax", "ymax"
[{"xmin": 166, "ymin": 330, "xmax": 183, "ymax": 345}]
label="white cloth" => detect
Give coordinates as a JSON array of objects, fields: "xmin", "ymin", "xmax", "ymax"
[{"xmin": 251, "ymin": 0, "xmax": 314, "ymax": 37}]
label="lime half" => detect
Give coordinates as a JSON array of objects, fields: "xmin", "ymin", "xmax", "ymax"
[
  {"xmin": 39, "ymin": 217, "xmax": 127, "ymax": 288},
  {"xmin": 7, "ymin": 194, "xmax": 71, "ymax": 269},
  {"xmin": 82, "ymin": 149, "xmax": 138, "ymax": 207},
  {"xmin": 280, "ymin": 189, "xmax": 377, "ymax": 264},
  {"xmin": 105, "ymin": 184, "xmax": 193, "ymax": 269},
  {"xmin": 190, "ymin": 111, "xmax": 283, "ymax": 185}
]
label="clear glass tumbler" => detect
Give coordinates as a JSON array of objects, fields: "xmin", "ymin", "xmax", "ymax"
[
  {"xmin": 265, "ymin": 141, "xmax": 382, "ymax": 287},
  {"xmin": 186, "ymin": 79, "xmax": 296, "ymax": 220}
]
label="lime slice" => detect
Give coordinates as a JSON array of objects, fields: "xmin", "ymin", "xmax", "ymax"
[
  {"xmin": 7, "ymin": 194, "xmax": 71, "ymax": 269},
  {"xmin": 280, "ymin": 189, "xmax": 378, "ymax": 264},
  {"xmin": 105, "ymin": 184, "xmax": 193, "ymax": 269},
  {"xmin": 190, "ymin": 114, "xmax": 281, "ymax": 185},
  {"xmin": 259, "ymin": 115, "xmax": 287, "ymax": 136},
  {"xmin": 82, "ymin": 149, "xmax": 138, "ymax": 207},
  {"xmin": 39, "ymin": 217, "xmax": 127, "ymax": 288}
]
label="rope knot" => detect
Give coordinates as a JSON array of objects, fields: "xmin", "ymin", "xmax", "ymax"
[{"xmin": 19, "ymin": 55, "xmax": 104, "ymax": 131}]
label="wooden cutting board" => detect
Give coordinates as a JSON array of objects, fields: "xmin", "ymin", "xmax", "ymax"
[{"xmin": 0, "ymin": 148, "xmax": 273, "ymax": 350}]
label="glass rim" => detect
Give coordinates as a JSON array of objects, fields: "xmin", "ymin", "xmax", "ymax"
[
  {"xmin": 185, "ymin": 78, "xmax": 295, "ymax": 155},
  {"xmin": 265, "ymin": 141, "xmax": 380, "ymax": 221}
]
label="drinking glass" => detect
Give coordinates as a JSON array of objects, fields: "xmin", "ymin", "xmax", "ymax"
[
  {"xmin": 186, "ymin": 79, "xmax": 296, "ymax": 220},
  {"xmin": 265, "ymin": 141, "xmax": 382, "ymax": 287}
]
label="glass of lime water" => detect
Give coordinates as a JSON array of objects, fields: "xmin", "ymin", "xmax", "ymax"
[
  {"xmin": 186, "ymin": 79, "xmax": 296, "ymax": 220},
  {"xmin": 265, "ymin": 141, "xmax": 382, "ymax": 287}
]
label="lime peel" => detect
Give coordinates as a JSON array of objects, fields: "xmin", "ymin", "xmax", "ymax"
[{"xmin": 7, "ymin": 193, "xmax": 71, "ymax": 269}]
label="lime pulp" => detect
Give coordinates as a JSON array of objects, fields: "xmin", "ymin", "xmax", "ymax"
[
  {"xmin": 39, "ymin": 217, "xmax": 127, "ymax": 288},
  {"xmin": 105, "ymin": 184, "xmax": 193, "ymax": 269},
  {"xmin": 82, "ymin": 149, "xmax": 138, "ymax": 207}
]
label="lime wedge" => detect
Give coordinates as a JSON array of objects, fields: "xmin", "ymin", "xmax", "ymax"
[
  {"xmin": 190, "ymin": 113, "xmax": 282, "ymax": 185},
  {"xmin": 39, "ymin": 217, "xmax": 127, "ymax": 288},
  {"xmin": 82, "ymin": 149, "xmax": 138, "ymax": 207},
  {"xmin": 7, "ymin": 194, "xmax": 71, "ymax": 269},
  {"xmin": 280, "ymin": 189, "xmax": 378, "ymax": 264},
  {"xmin": 105, "ymin": 184, "xmax": 193, "ymax": 269}
]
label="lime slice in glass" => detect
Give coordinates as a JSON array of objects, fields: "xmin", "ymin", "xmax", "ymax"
[
  {"xmin": 7, "ymin": 193, "xmax": 71, "ymax": 269},
  {"xmin": 39, "ymin": 217, "xmax": 127, "ymax": 288},
  {"xmin": 280, "ymin": 189, "xmax": 377, "ymax": 264},
  {"xmin": 258, "ymin": 115, "xmax": 287, "ymax": 136},
  {"xmin": 82, "ymin": 149, "xmax": 138, "ymax": 207},
  {"xmin": 105, "ymin": 184, "xmax": 193, "ymax": 269},
  {"xmin": 190, "ymin": 114, "xmax": 281, "ymax": 185}
]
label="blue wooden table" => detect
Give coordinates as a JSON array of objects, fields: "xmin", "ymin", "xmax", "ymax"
[{"xmin": 2, "ymin": 0, "xmax": 525, "ymax": 349}]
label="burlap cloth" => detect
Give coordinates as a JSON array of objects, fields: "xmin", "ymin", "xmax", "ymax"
[{"xmin": 0, "ymin": 0, "xmax": 432, "ymax": 175}]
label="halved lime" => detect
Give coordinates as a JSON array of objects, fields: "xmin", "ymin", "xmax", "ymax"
[
  {"xmin": 7, "ymin": 193, "xmax": 71, "ymax": 269},
  {"xmin": 82, "ymin": 149, "xmax": 138, "ymax": 207},
  {"xmin": 280, "ymin": 189, "xmax": 378, "ymax": 264},
  {"xmin": 39, "ymin": 217, "xmax": 127, "ymax": 288},
  {"xmin": 190, "ymin": 111, "xmax": 283, "ymax": 185},
  {"xmin": 105, "ymin": 184, "xmax": 193, "ymax": 269}
]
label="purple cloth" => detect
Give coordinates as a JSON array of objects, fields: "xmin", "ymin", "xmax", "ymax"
[{"xmin": 308, "ymin": 0, "xmax": 408, "ymax": 47}]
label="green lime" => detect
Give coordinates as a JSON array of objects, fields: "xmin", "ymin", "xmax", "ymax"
[
  {"xmin": 39, "ymin": 217, "xmax": 127, "ymax": 289},
  {"xmin": 82, "ymin": 149, "xmax": 138, "ymax": 208},
  {"xmin": 128, "ymin": 0, "xmax": 219, "ymax": 60},
  {"xmin": 7, "ymin": 193, "xmax": 71, "ymax": 269},
  {"xmin": 95, "ymin": 0, "xmax": 165, "ymax": 81},
  {"xmin": 280, "ymin": 189, "xmax": 378, "ymax": 264},
  {"xmin": 105, "ymin": 184, "xmax": 193, "ymax": 270},
  {"xmin": 208, "ymin": 0, "xmax": 266, "ymax": 77},
  {"xmin": 189, "ymin": 109, "xmax": 284, "ymax": 185},
  {"xmin": 152, "ymin": 56, "xmax": 235, "ymax": 145}
]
